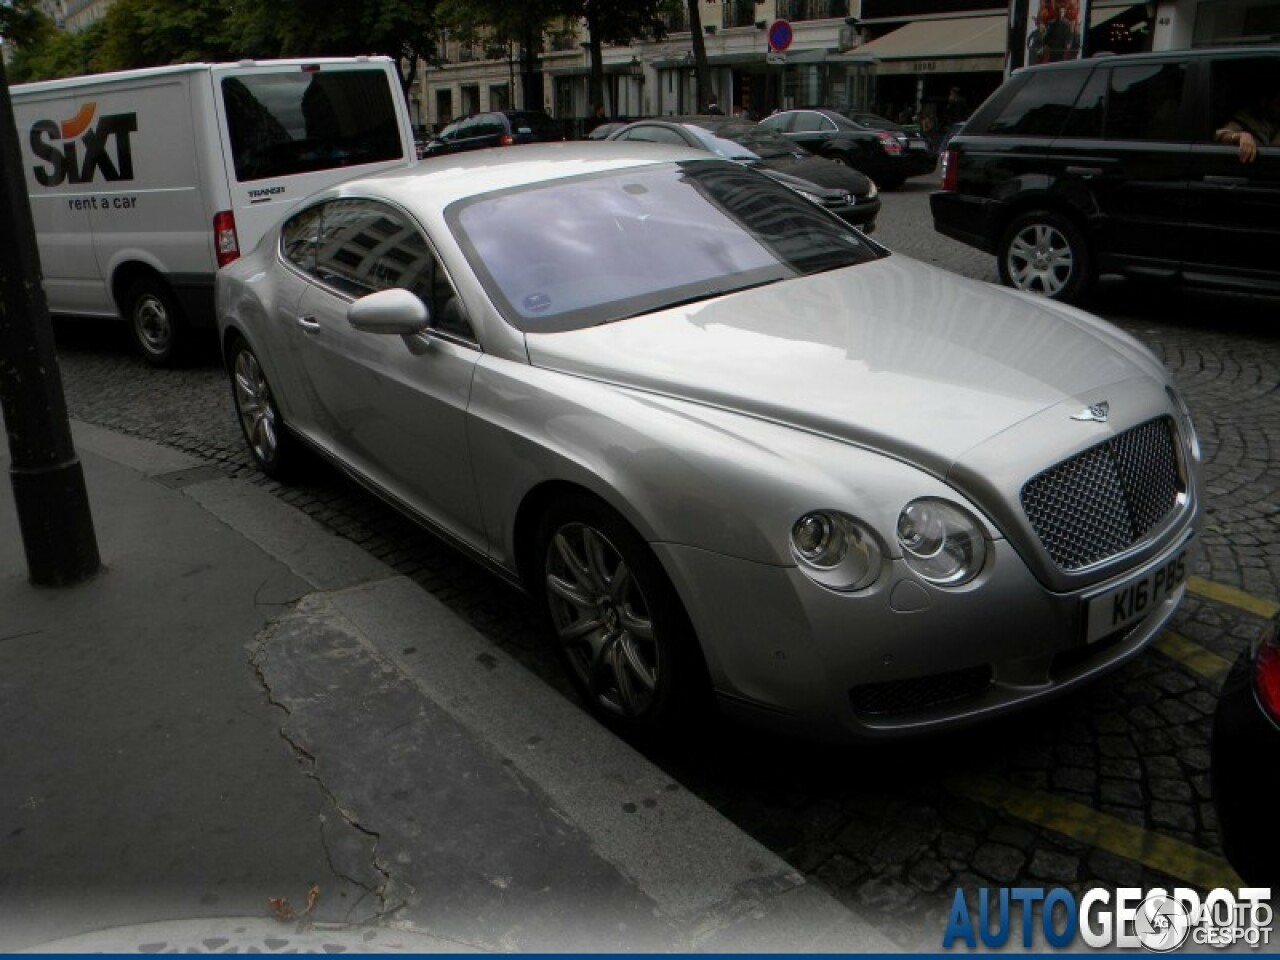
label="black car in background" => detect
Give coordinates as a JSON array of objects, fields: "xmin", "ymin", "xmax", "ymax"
[
  {"xmin": 605, "ymin": 117, "xmax": 881, "ymax": 232},
  {"xmin": 759, "ymin": 107, "xmax": 936, "ymax": 189},
  {"xmin": 1212, "ymin": 614, "xmax": 1280, "ymax": 886},
  {"xmin": 931, "ymin": 47, "xmax": 1280, "ymax": 305},
  {"xmin": 421, "ymin": 110, "xmax": 563, "ymax": 157}
]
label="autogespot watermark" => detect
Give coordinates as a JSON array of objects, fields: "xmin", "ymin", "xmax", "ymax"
[{"xmin": 942, "ymin": 886, "xmax": 1273, "ymax": 951}]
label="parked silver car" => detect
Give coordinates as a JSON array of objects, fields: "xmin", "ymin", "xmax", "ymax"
[{"xmin": 216, "ymin": 142, "xmax": 1202, "ymax": 741}]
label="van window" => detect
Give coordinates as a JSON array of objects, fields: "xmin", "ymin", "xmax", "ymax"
[
  {"xmin": 984, "ymin": 68, "xmax": 1091, "ymax": 137},
  {"xmin": 1104, "ymin": 62, "xmax": 1187, "ymax": 141},
  {"xmin": 223, "ymin": 68, "xmax": 402, "ymax": 182}
]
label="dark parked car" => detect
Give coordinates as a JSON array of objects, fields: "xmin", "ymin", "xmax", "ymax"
[
  {"xmin": 931, "ymin": 47, "xmax": 1280, "ymax": 304},
  {"xmin": 420, "ymin": 110, "xmax": 563, "ymax": 157},
  {"xmin": 1212, "ymin": 614, "xmax": 1280, "ymax": 886},
  {"xmin": 759, "ymin": 107, "xmax": 936, "ymax": 189},
  {"xmin": 605, "ymin": 117, "xmax": 880, "ymax": 232}
]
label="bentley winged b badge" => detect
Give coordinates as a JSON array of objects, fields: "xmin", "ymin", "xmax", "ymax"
[{"xmin": 1071, "ymin": 401, "xmax": 1110, "ymax": 423}]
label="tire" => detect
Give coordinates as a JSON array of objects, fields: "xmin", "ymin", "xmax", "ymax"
[
  {"xmin": 124, "ymin": 276, "xmax": 188, "ymax": 366},
  {"xmin": 997, "ymin": 209, "xmax": 1093, "ymax": 304},
  {"xmin": 228, "ymin": 338, "xmax": 295, "ymax": 479},
  {"xmin": 535, "ymin": 496, "xmax": 707, "ymax": 737}
]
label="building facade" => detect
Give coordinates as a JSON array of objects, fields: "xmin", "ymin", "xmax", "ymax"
[{"xmin": 411, "ymin": 0, "xmax": 1280, "ymax": 133}]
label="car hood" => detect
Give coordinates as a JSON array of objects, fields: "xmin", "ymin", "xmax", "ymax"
[
  {"xmin": 758, "ymin": 153, "xmax": 871, "ymax": 194},
  {"xmin": 523, "ymin": 255, "xmax": 1162, "ymax": 478}
]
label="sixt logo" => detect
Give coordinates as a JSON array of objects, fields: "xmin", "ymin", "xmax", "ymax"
[{"xmin": 29, "ymin": 102, "xmax": 137, "ymax": 187}]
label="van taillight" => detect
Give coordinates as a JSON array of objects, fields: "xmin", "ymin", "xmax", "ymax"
[
  {"xmin": 214, "ymin": 211, "xmax": 240, "ymax": 267},
  {"xmin": 940, "ymin": 150, "xmax": 958, "ymax": 192},
  {"xmin": 499, "ymin": 133, "xmax": 515, "ymax": 146}
]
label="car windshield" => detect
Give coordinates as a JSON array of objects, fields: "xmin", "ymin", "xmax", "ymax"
[{"xmin": 448, "ymin": 159, "xmax": 883, "ymax": 333}]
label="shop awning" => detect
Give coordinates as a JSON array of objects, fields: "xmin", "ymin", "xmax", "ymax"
[{"xmin": 854, "ymin": 15, "xmax": 1007, "ymax": 60}]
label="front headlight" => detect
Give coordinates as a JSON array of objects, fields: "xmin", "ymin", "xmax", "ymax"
[
  {"xmin": 790, "ymin": 510, "xmax": 882, "ymax": 591},
  {"xmin": 896, "ymin": 499, "xmax": 986, "ymax": 586},
  {"xmin": 865, "ymin": 179, "xmax": 879, "ymax": 199}
]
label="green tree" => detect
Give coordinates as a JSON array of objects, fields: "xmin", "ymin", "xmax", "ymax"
[
  {"xmin": 226, "ymin": 0, "xmax": 441, "ymax": 96},
  {"xmin": 95, "ymin": 0, "xmax": 235, "ymax": 70},
  {"xmin": 577, "ymin": 0, "xmax": 668, "ymax": 116},
  {"xmin": 3, "ymin": 11, "xmax": 109, "ymax": 83},
  {"xmin": 438, "ymin": 0, "xmax": 576, "ymax": 112}
]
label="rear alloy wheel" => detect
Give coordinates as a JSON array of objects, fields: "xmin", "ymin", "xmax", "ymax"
[
  {"xmin": 229, "ymin": 340, "xmax": 294, "ymax": 478},
  {"xmin": 998, "ymin": 210, "xmax": 1092, "ymax": 304},
  {"xmin": 537, "ymin": 497, "xmax": 705, "ymax": 736},
  {"xmin": 125, "ymin": 277, "xmax": 188, "ymax": 366}
]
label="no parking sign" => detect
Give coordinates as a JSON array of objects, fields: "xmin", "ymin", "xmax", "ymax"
[{"xmin": 767, "ymin": 19, "xmax": 793, "ymax": 52}]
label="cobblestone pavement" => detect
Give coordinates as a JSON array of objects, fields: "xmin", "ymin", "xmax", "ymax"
[{"xmin": 47, "ymin": 176, "xmax": 1279, "ymax": 949}]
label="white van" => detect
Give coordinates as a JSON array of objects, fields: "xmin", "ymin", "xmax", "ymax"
[{"xmin": 11, "ymin": 57, "xmax": 415, "ymax": 365}]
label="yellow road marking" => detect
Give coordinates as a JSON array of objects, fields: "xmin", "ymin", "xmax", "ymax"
[
  {"xmin": 1188, "ymin": 576, "xmax": 1279, "ymax": 620},
  {"xmin": 949, "ymin": 774, "xmax": 1243, "ymax": 890},
  {"xmin": 1153, "ymin": 631, "xmax": 1233, "ymax": 685}
]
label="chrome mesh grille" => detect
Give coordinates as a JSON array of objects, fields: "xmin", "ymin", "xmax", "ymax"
[{"xmin": 1021, "ymin": 417, "xmax": 1181, "ymax": 571}]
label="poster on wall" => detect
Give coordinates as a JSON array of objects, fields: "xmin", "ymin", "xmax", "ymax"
[{"xmin": 1006, "ymin": 0, "xmax": 1090, "ymax": 75}]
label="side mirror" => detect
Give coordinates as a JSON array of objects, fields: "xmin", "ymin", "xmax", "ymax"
[{"xmin": 347, "ymin": 288, "xmax": 430, "ymax": 336}]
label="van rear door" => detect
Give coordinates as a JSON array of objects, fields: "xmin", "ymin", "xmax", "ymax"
[{"xmin": 210, "ymin": 58, "xmax": 413, "ymax": 258}]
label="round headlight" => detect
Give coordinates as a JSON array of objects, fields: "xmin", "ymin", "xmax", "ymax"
[
  {"xmin": 896, "ymin": 499, "xmax": 986, "ymax": 586},
  {"xmin": 790, "ymin": 511, "xmax": 881, "ymax": 591}
]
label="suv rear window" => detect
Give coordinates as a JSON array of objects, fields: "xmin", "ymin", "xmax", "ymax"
[
  {"xmin": 508, "ymin": 111, "xmax": 561, "ymax": 140},
  {"xmin": 981, "ymin": 68, "xmax": 1091, "ymax": 137},
  {"xmin": 222, "ymin": 68, "xmax": 402, "ymax": 182}
]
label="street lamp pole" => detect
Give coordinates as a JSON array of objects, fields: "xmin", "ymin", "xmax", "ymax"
[{"xmin": 0, "ymin": 57, "xmax": 101, "ymax": 585}]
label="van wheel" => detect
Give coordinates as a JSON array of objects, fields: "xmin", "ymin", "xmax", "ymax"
[
  {"xmin": 535, "ymin": 495, "xmax": 709, "ymax": 739},
  {"xmin": 998, "ymin": 210, "xmax": 1092, "ymax": 304},
  {"xmin": 229, "ymin": 338, "xmax": 295, "ymax": 479},
  {"xmin": 125, "ymin": 277, "xmax": 187, "ymax": 366}
]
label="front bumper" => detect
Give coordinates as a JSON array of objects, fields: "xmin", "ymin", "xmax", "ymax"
[{"xmin": 656, "ymin": 527, "xmax": 1196, "ymax": 741}]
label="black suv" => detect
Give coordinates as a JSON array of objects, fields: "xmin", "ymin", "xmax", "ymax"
[
  {"xmin": 422, "ymin": 110, "xmax": 563, "ymax": 157},
  {"xmin": 932, "ymin": 47, "xmax": 1280, "ymax": 304}
]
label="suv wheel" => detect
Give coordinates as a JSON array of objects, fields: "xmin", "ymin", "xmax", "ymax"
[{"xmin": 998, "ymin": 210, "xmax": 1092, "ymax": 304}]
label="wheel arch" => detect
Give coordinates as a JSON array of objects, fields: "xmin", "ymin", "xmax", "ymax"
[{"xmin": 110, "ymin": 260, "xmax": 172, "ymax": 317}]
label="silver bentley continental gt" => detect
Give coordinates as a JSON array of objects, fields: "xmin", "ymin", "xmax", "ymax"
[{"xmin": 216, "ymin": 142, "xmax": 1201, "ymax": 741}]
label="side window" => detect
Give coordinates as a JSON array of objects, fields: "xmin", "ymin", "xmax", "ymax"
[
  {"xmin": 985, "ymin": 68, "xmax": 1090, "ymax": 137},
  {"xmin": 1209, "ymin": 56, "xmax": 1280, "ymax": 144},
  {"xmin": 1060, "ymin": 67, "xmax": 1107, "ymax": 138},
  {"xmin": 281, "ymin": 205, "xmax": 323, "ymax": 273},
  {"xmin": 468, "ymin": 114, "xmax": 504, "ymax": 138},
  {"xmin": 314, "ymin": 199, "xmax": 472, "ymax": 338},
  {"xmin": 1105, "ymin": 62, "xmax": 1188, "ymax": 141},
  {"xmin": 760, "ymin": 113, "xmax": 793, "ymax": 133},
  {"xmin": 792, "ymin": 112, "xmax": 827, "ymax": 132},
  {"xmin": 820, "ymin": 116, "xmax": 838, "ymax": 132}
]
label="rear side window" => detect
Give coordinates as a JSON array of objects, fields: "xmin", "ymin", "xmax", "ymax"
[
  {"xmin": 1105, "ymin": 62, "xmax": 1188, "ymax": 141},
  {"xmin": 222, "ymin": 68, "xmax": 402, "ymax": 182},
  {"xmin": 462, "ymin": 114, "xmax": 504, "ymax": 138},
  {"xmin": 983, "ymin": 68, "xmax": 1090, "ymax": 137}
]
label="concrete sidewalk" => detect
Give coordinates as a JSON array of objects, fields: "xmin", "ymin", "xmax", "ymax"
[{"xmin": 0, "ymin": 421, "xmax": 894, "ymax": 953}]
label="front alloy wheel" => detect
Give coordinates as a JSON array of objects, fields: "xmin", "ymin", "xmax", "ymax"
[
  {"xmin": 536, "ymin": 497, "xmax": 707, "ymax": 736},
  {"xmin": 544, "ymin": 520, "xmax": 660, "ymax": 718}
]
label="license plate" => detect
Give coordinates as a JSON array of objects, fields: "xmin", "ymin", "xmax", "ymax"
[{"xmin": 1085, "ymin": 547, "xmax": 1188, "ymax": 644}]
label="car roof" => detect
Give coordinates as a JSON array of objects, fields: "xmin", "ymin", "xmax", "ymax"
[
  {"xmin": 323, "ymin": 142, "xmax": 711, "ymax": 210},
  {"xmin": 1015, "ymin": 44, "xmax": 1280, "ymax": 73}
]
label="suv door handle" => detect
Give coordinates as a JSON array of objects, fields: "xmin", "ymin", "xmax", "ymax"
[
  {"xmin": 1204, "ymin": 174, "xmax": 1249, "ymax": 186},
  {"xmin": 1066, "ymin": 165, "xmax": 1103, "ymax": 177}
]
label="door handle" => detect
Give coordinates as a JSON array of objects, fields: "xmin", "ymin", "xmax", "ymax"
[
  {"xmin": 1066, "ymin": 166, "xmax": 1103, "ymax": 177},
  {"xmin": 1204, "ymin": 175, "xmax": 1249, "ymax": 186},
  {"xmin": 297, "ymin": 315, "xmax": 321, "ymax": 333}
]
